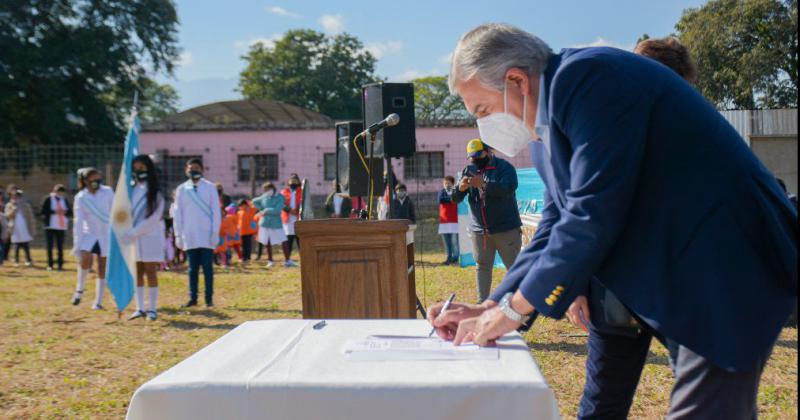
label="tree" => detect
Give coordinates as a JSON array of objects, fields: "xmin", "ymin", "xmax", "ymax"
[
  {"xmin": 137, "ymin": 81, "xmax": 180, "ymax": 124},
  {"xmin": 103, "ymin": 79, "xmax": 181, "ymax": 125},
  {"xmin": 676, "ymin": 0, "xmax": 798, "ymax": 109},
  {"xmin": 0, "ymin": 0, "xmax": 180, "ymax": 147},
  {"xmin": 411, "ymin": 76, "xmax": 471, "ymax": 123},
  {"xmin": 238, "ymin": 29, "xmax": 379, "ymax": 120}
]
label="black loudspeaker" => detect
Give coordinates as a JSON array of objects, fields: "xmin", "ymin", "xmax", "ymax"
[
  {"xmin": 362, "ymin": 82, "xmax": 416, "ymax": 158},
  {"xmin": 336, "ymin": 121, "xmax": 385, "ymax": 197}
]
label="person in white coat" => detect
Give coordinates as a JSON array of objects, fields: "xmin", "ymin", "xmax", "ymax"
[
  {"xmin": 71, "ymin": 167, "xmax": 113, "ymax": 309},
  {"xmin": 122, "ymin": 155, "xmax": 165, "ymax": 321},
  {"xmin": 173, "ymin": 158, "xmax": 221, "ymax": 308}
]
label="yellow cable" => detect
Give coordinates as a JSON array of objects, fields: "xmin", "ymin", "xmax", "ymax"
[{"xmin": 352, "ymin": 131, "xmax": 374, "ymax": 218}]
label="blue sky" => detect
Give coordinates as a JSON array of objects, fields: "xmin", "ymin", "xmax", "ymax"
[{"xmin": 163, "ymin": 0, "xmax": 708, "ymax": 109}]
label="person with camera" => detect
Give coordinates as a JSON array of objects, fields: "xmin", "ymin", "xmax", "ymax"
[{"xmin": 453, "ymin": 139, "xmax": 522, "ymax": 303}]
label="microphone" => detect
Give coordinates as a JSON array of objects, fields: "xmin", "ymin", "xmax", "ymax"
[{"xmin": 363, "ymin": 113, "xmax": 400, "ymax": 135}]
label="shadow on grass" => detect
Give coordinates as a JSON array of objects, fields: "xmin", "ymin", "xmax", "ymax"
[
  {"xmin": 163, "ymin": 319, "xmax": 238, "ymax": 331},
  {"xmin": 529, "ymin": 340, "xmax": 670, "ymax": 367},
  {"xmin": 159, "ymin": 307, "xmax": 231, "ymax": 320},
  {"xmin": 776, "ymin": 339, "xmax": 798, "ymax": 350},
  {"xmin": 229, "ymin": 306, "xmax": 302, "ymax": 316},
  {"xmin": 51, "ymin": 317, "xmax": 87, "ymax": 325}
]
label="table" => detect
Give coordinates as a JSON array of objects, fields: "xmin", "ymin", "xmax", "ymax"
[{"xmin": 126, "ymin": 320, "xmax": 560, "ymax": 420}]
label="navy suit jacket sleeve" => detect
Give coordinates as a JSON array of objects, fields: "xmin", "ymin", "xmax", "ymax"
[
  {"xmin": 484, "ymin": 161, "xmax": 518, "ymax": 199},
  {"xmin": 512, "ymin": 58, "xmax": 651, "ymax": 318},
  {"xmin": 489, "ymin": 184, "xmax": 561, "ymax": 302}
]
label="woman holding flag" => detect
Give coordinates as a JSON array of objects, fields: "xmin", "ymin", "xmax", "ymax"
[
  {"xmin": 123, "ymin": 155, "xmax": 165, "ymax": 321},
  {"xmin": 71, "ymin": 167, "xmax": 113, "ymax": 309}
]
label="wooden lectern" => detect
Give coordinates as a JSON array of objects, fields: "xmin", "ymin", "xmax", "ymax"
[{"xmin": 295, "ymin": 219, "xmax": 416, "ymax": 319}]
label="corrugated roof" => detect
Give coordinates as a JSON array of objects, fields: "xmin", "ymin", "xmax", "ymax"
[{"xmin": 143, "ymin": 99, "xmax": 335, "ymax": 132}]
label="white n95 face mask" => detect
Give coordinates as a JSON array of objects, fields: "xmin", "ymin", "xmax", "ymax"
[{"xmin": 476, "ymin": 81, "xmax": 532, "ymax": 157}]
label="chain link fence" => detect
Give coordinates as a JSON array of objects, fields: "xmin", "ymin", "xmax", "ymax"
[{"xmin": 0, "ymin": 145, "xmax": 444, "ymax": 247}]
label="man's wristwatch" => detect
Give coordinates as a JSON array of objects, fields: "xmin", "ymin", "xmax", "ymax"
[{"xmin": 498, "ymin": 292, "xmax": 530, "ymax": 324}]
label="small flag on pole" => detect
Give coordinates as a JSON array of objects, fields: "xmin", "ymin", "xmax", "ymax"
[{"xmin": 106, "ymin": 108, "xmax": 140, "ymax": 314}]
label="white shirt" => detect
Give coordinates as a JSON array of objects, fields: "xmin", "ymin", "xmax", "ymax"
[
  {"xmin": 173, "ymin": 179, "xmax": 221, "ymax": 250},
  {"xmin": 47, "ymin": 194, "xmax": 69, "ymax": 230},
  {"xmin": 333, "ymin": 195, "xmax": 344, "ymax": 215},
  {"xmin": 285, "ymin": 189, "xmax": 298, "ymax": 227},
  {"xmin": 73, "ymin": 185, "xmax": 114, "ymax": 254},
  {"xmin": 130, "ymin": 183, "xmax": 165, "ymax": 262},
  {"xmin": 533, "ymin": 74, "xmax": 551, "ymax": 156}
]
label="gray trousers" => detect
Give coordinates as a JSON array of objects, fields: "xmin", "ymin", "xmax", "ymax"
[
  {"xmin": 470, "ymin": 228, "xmax": 522, "ymax": 302},
  {"xmin": 666, "ymin": 342, "xmax": 769, "ymax": 419}
]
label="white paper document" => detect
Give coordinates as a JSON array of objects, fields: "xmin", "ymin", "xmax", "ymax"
[{"xmin": 343, "ymin": 335, "xmax": 500, "ymax": 361}]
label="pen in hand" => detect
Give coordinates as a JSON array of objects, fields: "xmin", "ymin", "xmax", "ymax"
[{"xmin": 429, "ymin": 293, "xmax": 456, "ymax": 337}]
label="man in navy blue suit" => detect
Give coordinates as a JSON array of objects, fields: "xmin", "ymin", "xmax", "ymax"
[{"xmin": 428, "ymin": 23, "xmax": 797, "ymax": 418}]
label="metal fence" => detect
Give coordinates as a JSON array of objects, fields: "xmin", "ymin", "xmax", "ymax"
[{"xmin": 0, "ymin": 144, "xmax": 124, "ymax": 200}]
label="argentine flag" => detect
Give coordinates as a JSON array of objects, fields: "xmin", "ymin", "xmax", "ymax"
[{"xmin": 105, "ymin": 111, "xmax": 140, "ymax": 313}]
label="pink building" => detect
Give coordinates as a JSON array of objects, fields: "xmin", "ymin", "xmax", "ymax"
[{"xmin": 140, "ymin": 99, "xmax": 533, "ymax": 197}]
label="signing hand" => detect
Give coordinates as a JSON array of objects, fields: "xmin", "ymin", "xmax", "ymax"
[
  {"xmin": 427, "ymin": 301, "xmax": 491, "ymax": 341},
  {"xmin": 453, "ymin": 306, "xmax": 521, "ymax": 346},
  {"xmin": 566, "ymin": 295, "xmax": 591, "ymax": 332}
]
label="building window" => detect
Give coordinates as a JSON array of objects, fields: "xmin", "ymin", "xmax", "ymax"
[
  {"xmin": 162, "ymin": 155, "xmax": 202, "ymax": 186},
  {"xmin": 323, "ymin": 153, "xmax": 337, "ymax": 181},
  {"xmin": 404, "ymin": 151, "xmax": 444, "ymax": 179},
  {"xmin": 238, "ymin": 154, "xmax": 279, "ymax": 182}
]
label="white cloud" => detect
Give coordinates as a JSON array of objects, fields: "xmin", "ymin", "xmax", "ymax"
[
  {"xmin": 364, "ymin": 41, "xmax": 403, "ymax": 59},
  {"xmin": 571, "ymin": 37, "xmax": 634, "ymax": 51},
  {"xmin": 319, "ymin": 14, "xmax": 344, "ymax": 34},
  {"xmin": 175, "ymin": 51, "xmax": 193, "ymax": 67},
  {"xmin": 266, "ymin": 6, "xmax": 299, "ymax": 18},
  {"xmin": 394, "ymin": 69, "xmax": 431, "ymax": 82},
  {"xmin": 438, "ymin": 52, "xmax": 453, "ymax": 65},
  {"xmin": 234, "ymin": 34, "xmax": 282, "ymax": 50}
]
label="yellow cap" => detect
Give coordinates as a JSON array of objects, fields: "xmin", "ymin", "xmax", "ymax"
[{"xmin": 466, "ymin": 138, "xmax": 486, "ymax": 157}]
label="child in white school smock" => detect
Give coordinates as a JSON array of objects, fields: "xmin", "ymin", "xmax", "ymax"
[
  {"xmin": 71, "ymin": 167, "xmax": 114, "ymax": 309},
  {"xmin": 122, "ymin": 155, "xmax": 166, "ymax": 321}
]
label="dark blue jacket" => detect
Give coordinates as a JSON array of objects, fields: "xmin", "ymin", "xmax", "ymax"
[
  {"xmin": 452, "ymin": 156, "xmax": 522, "ymax": 234},
  {"xmin": 490, "ymin": 47, "xmax": 797, "ymax": 371}
]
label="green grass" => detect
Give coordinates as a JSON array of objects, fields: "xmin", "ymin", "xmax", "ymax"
[{"xmin": 0, "ymin": 221, "xmax": 796, "ymax": 419}]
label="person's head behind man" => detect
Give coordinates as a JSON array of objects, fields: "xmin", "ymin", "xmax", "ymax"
[
  {"xmin": 443, "ymin": 175, "xmax": 455, "ymax": 190},
  {"xmin": 634, "ymin": 37, "xmax": 697, "ymax": 85},
  {"xmin": 262, "ymin": 182, "xmax": 276, "ymax": 196},
  {"xmin": 287, "ymin": 174, "xmax": 301, "ymax": 191},
  {"xmin": 395, "ymin": 184, "xmax": 407, "ymax": 200},
  {"xmin": 53, "ymin": 184, "xmax": 66, "ymax": 199},
  {"xmin": 185, "ymin": 158, "xmax": 203, "ymax": 183},
  {"xmin": 6, "ymin": 184, "xmax": 20, "ymax": 201},
  {"xmin": 449, "ymin": 23, "xmax": 552, "ymax": 157}
]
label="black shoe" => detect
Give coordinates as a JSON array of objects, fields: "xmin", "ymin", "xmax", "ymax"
[
  {"xmin": 181, "ymin": 300, "xmax": 198, "ymax": 308},
  {"xmin": 206, "ymin": 301, "xmax": 214, "ymax": 308},
  {"xmin": 71, "ymin": 290, "xmax": 84, "ymax": 305}
]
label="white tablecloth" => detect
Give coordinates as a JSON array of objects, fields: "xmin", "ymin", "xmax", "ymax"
[{"xmin": 126, "ymin": 319, "xmax": 560, "ymax": 420}]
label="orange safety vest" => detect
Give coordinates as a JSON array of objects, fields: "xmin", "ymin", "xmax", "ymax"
[
  {"xmin": 280, "ymin": 187, "xmax": 302, "ymax": 224},
  {"xmin": 238, "ymin": 204, "xmax": 258, "ymax": 236}
]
